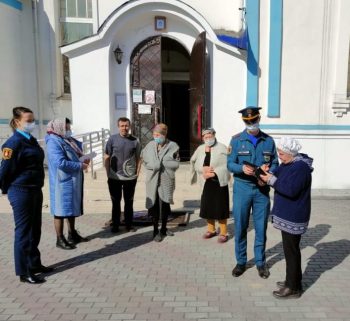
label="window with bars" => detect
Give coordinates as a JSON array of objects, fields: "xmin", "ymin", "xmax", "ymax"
[{"xmin": 60, "ymin": 0, "xmax": 94, "ymax": 94}]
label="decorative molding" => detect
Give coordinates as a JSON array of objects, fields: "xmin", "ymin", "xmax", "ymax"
[{"xmin": 332, "ymin": 93, "xmax": 350, "ymax": 117}]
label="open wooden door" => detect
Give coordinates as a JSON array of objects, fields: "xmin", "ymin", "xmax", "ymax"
[
  {"xmin": 130, "ymin": 36, "xmax": 162, "ymax": 148},
  {"xmin": 189, "ymin": 32, "xmax": 207, "ymax": 155}
]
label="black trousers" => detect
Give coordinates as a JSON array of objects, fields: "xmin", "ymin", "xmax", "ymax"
[
  {"xmin": 148, "ymin": 193, "xmax": 171, "ymax": 235},
  {"xmin": 108, "ymin": 178, "xmax": 137, "ymax": 228},
  {"xmin": 281, "ymin": 230, "xmax": 302, "ymax": 291}
]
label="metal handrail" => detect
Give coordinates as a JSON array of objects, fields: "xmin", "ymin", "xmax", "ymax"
[
  {"xmin": 0, "ymin": 128, "xmax": 110, "ymax": 179},
  {"xmin": 74, "ymin": 129, "xmax": 110, "ymax": 178}
]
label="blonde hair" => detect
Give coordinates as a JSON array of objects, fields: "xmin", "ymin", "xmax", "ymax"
[{"xmin": 153, "ymin": 123, "xmax": 168, "ymax": 136}]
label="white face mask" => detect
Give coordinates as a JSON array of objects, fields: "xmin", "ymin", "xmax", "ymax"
[
  {"xmin": 65, "ymin": 130, "xmax": 72, "ymax": 138},
  {"xmin": 23, "ymin": 122, "xmax": 36, "ymax": 134},
  {"xmin": 204, "ymin": 138, "xmax": 216, "ymax": 147},
  {"xmin": 246, "ymin": 122, "xmax": 260, "ymax": 132}
]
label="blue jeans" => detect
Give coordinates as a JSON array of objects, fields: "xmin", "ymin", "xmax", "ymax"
[
  {"xmin": 8, "ymin": 186, "xmax": 42, "ymax": 275},
  {"xmin": 232, "ymin": 181, "xmax": 270, "ymax": 267}
]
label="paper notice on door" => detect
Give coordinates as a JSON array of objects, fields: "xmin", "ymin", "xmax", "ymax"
[
  {"xmin": 138, "ymin": 104, "xmax": 152, "ymax": 114},
  {"xmin": 145, "ymin": 90, "xmax": 155, "ymax": 104}
]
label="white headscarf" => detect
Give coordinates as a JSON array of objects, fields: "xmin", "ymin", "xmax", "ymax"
[
  {"xmin": 46, "ymin": 118, "xmax": 66, "ymax": 137},
  {"xmin": 278, "ymin": 137, "xmax": 302, "ymax": 156}
]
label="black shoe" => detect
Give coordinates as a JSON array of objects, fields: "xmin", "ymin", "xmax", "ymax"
[
  {"xmin": 273, "ymin": 287, "xmax": 302, "ymax": 299},
  {"xmin": 232, "ymin": 264, "xmax": 246, "ymax": 277},
  {"xmin": 68, "ymin": 230, "xmax": 89, "ymax": 244},
  {"xmin": 111, "ymin": 226, "xmax": 120, "ymax": 233},
  {"xmin": 20, "ymin": 274, "xmax": 46, "ymax": 284},
  {"xmin": 276, "ymin": 281, "xmax": 286, "ymax": 288},
  {"xmin": 257, "ymin": 265, "xmax": 270, "ymax": 279},
  {"xmin": 153, "ymin": 232, "xmax": 164, "ymax": 242},
  {"xmin": 126, "ymin": 226, "xmax": 137, "ymax": 232},
  {"xmin": 56, "ymin": 236, "xmax": 76, "ymax": 250},
  {"xmin": 161, "ymin": 230, "xmax": 174, "ymax": 237},
  {"xmin": 30, "ymin": 265, "xmax": 54, "ymax": 274}
]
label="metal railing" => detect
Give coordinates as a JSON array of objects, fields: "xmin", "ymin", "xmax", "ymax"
[
  {"xmin": 74, "ymin": 128, "xmax": 110, "ymax": 179},
  {"xmin": 1, "ymin": 128, "xmax": 110, "ymax": 179}
]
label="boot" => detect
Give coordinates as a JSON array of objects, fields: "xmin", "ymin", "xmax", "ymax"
[
  {"xmin": 56, "ymin": 235, "xmax": 76, "ymax": 250},
  {"xmin": 68, "ymin": 229, "xmax": 89, "ymax": 244}
]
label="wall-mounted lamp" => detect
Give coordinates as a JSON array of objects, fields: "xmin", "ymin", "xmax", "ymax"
[{"xmin": 113, "ymin": 45, "xmax": 123, "ymax": 64}]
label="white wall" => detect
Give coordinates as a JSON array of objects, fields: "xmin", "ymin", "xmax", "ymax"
[
  {"xmin": 0, "ymin": 2, "xmax": 37, "ymax": 124},
  {"xmin": 97, "ymin": 0, "xmax": 243, "ymax": 33}
]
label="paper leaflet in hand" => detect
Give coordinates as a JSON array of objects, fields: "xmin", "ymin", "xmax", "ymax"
[{"xmin": 79, "ymin": 152, "xmax": 97, "ymax": 162}]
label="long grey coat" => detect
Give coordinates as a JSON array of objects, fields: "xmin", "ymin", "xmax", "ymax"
[
  {"xmin": 141, "ymin": 140, "xmax": 180, "ymax": 209},
  {"xmin": 190, "ymin": 141, "xmax": 230, "ymax": 193}
]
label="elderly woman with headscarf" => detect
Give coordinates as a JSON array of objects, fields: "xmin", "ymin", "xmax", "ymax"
[
  {"xmin": 259, "ymin": 137, "xmax": 313, "ymax": 299},
  {"xmin": 45, "ymin": 118, "xmax": 89, "ymax": 250},
  {"xmin": 190, "ymin": 128, "xmax": 230, "ymax": 243},
  {"xmin": 141, "ymin": 123, "xmax": 180, "ymax": 242}
]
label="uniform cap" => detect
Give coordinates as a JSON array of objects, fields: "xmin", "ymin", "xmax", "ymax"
[{"xmin": 238, "ymin": 107, "xmax": 261, "ymax": 122}]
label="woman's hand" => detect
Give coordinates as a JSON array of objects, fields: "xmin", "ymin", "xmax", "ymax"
[
  {"xmin": 82, "ymin": 162, "xmax": 89, "ymax": 170},
  {"xmin": 259, "ymin": 172, "xmax": 272, "ymax": 183},
  {"xmin": 202, "ymin": 166, "xmax": 215, "ymax": 179}
]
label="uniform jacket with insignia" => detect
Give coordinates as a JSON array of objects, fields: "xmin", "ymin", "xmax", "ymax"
[
  {"xmin": 227, "ymin": 129, "xmax": 278, "ymax": 185},
  {"xmin": 0, "ymin": 131, "xmax": 45, "ymax": 194}
]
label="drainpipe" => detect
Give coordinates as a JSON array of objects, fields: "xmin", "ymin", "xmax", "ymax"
[{"xmin": 32, "ymin": 0, "xmax": 44, "ymax": 138}]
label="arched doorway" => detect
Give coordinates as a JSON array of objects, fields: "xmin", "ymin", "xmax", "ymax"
[{"xmin": 130, "ymin": 33, "xmax": 208, "ymax": 160}]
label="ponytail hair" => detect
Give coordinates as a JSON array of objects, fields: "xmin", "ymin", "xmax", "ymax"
[{"xmin": 10, "ymin": 106, "xmax": 33, "ymax": 131}]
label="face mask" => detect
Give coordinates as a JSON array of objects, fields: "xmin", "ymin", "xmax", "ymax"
[
  {"xmin": 65, "ymin": 130, "xmax": 72, "ymax": 138},
  {"xmin": 204, "ymin": 138, "xmax": 216, "ymax": 147},
  {"xmin": 246, "ymin": 122, "xmax": 260, "ymax": 132},
  {"xmin": 154, "ymin": 136, "xmax": 165, "ymax": 145},
  {"xmin": 23, "ymin": 122, "xmax": 36, "ymax": 134}
]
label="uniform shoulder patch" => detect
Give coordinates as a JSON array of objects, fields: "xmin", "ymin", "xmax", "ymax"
[{"xmin": 2, "ymin": 148, "xmax": 13, "ymax": 160}]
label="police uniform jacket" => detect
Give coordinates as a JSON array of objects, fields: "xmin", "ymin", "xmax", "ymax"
[
  {"xmin": 227, "ymin": 129, "xmax": 278, "ymax": 185},
  {"xmin": 0, "ymin": 130, "xmax": 45, "ymax": 194}
]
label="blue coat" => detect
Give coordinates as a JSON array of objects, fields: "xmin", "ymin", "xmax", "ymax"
[
  {"xmin": 271, "ymin": 154, "xmax": 313, "ymax": 234},
  {"xmin": 45, "ymin": 134, "xmax": 83, "ymax": 217}
]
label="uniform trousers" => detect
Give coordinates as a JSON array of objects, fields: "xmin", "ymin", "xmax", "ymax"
[
  {"xmin": 233, "ymin": 181, "xmax": 270, "ymax": 267},
  {"xmin": 281, "ymin": 231, "xmax": 302, "ymax": 291},
  {"xmin": 8, "ymin": 186, "xmax": 42, "ymax": 276},
  {"xmin": 108, "ymin": 178, "xmax": 137, "ymax": 229}
]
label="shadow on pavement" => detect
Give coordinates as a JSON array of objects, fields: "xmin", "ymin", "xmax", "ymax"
[
  {"xmin": 48, "ymin": 211, "xmax": 207, "ymax": 275},
  {"xmin": 303, "ymin": 239, "xmax": 350, "ymax": 290},
  {"xmin": 264, "ymin": 224, "xmax": 331, "ymax": 270},
  {"xmin": 262, "ymin": 224, "xmax": 350, "ymax": 291}
]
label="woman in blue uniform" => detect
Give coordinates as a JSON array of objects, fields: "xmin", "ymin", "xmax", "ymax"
[{"xmin": 0, "ymin": 107, "xmax": 53, "ymax": 284}]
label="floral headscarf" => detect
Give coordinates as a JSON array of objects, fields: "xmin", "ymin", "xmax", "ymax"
[
  {"xmin": 47, "ymin": 118, "xmax": 83, "ymax": 157},
  {"xmin": 47, "ymin": 118, "xmax": 66, "ymax": 137}
]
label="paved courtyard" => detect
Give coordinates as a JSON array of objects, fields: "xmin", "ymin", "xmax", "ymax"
[{"xmin": 0, "ymin": 164, "xmax": 350, "ymax": 321}]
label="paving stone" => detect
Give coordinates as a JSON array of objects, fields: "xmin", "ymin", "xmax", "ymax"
[{"xmin": 0, "ymin": 167, "xmax": 349, "ymax": 321}]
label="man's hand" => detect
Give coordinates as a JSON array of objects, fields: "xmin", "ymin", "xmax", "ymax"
[{"xmin": 243, "ymin": 164, "xmax": 255, "ymax": 176}]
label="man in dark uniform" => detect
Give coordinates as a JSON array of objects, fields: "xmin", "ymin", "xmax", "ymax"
[
  {"xmin": 227, "ymin": 107, "xmax": 278, "ymax": 279},
  {"xmin": 104, "ymin": 117, "xmax": 141, "ymax": 233}
]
